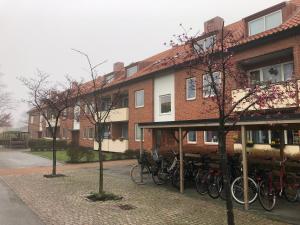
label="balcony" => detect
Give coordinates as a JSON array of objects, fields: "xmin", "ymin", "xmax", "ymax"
[
  {"xmin": 94, "ymin": 139, "xmax": 128, "ymax": 153},
  {"xmin": 46, "ymin": 118, "xmax": 60, "ymax": 127},
  {"xmin": 98, "ymin": 107, "xmax": 129, "ymax": 122},
  {"xmin": 232, "ymin": 80, "xmax": 299, "ymax": 112}
]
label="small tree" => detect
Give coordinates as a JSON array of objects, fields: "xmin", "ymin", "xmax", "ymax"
[
  {"xmin": 73, "ymin": 49, "xmax": 121, "ymax": 194},
  {"xmin": 20, "ymin": 71, "xmax": 78, "ymax": 176},
  {"xmin": 0, "ymin": 74, "xmax": 12, "ymax": 127},
  {"xmin": 169, "ymin": 23, "xmax": 293, "ymax": 225}
]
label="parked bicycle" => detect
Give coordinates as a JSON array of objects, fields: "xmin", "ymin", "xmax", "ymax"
[
  {"xmin": 258, "ymin": 158, "xmax": 300, "ymax": 211},
  {"xmin": 130, "ymin": 150, "xmax": 163, "ymax": 185}
]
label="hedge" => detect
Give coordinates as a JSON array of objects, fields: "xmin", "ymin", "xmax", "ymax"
[{"xmin": 28, "ymin": 139, "xmax": 68, "ymax": 151}]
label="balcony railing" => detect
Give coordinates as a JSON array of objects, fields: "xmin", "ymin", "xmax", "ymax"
[
  {"xmin": 97, "ymin": 107, "xmax": 129, "ymax": 122},
  {"xmin": 94, "ymin": 139, "xmax": 128, "ymax": 153},
  {"xmin": 232, "ymin": 80, "xmax": 299, "ymax": 112}
]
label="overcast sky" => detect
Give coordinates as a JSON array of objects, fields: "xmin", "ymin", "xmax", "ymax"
[{"xmin": 0, "ymin": 0, "xmax": 284, "ymax": 128}]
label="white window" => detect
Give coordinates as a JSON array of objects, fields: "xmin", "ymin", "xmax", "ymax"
[
  {"xmin": 135, "ymin": 124, "xmax": 144, "ymax": 141},
  {"xmin": 248, "ymin": 10, "xmax": 282, "ymax": 36},
  {"xmin": 187, "ymin": 131, "xmax": 197, "ymax": 144},
  {"xmin": 204, "ymin": 131, "xmax": 218, "ymax": 144},
  {"xmin": 30, "ymin": 116, "xmax": 34, "ymax": 124},
  {"xmin": 126, "ymin": 65, "xmax": 138, "ymax": 77},
  {"xmin": 159, "ymin": 94, "xmax": 171, "ymax": 114},
  {"xmin": 186, "ymin": 77, "xmax": 196, "ymax": 100},
  {"xmin": 249, "ymin": 62, "xmax": 294, "ymax": 84},
  {"xmin": 105, "ymin": 74, "xmax": 114, "ymax": 83},
  {"xmin": 135, "ymin": 90, "xmax": 144, "ymax": 108},
  {"xmin": 203, "ymin": 72, "xmax": 221, "ymax": 98},
  {"xmin": 194, "ymin": 35, "xmax": 216, "ymax": 52}
]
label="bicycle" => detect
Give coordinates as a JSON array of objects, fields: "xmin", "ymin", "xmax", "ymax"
[
  {"xmin": 130, "ymin": 150, "xmax": 164, "ymax": 185},
  {"xmin": 258, "ymin": 158, "xmax": 300, "ymax": 211}
]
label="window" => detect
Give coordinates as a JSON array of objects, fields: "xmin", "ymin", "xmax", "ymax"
[
  {"xmin": 186, "ymin": 77, "xmax": 196, "ymax": 100},
  {"xmin": 286, "ymin": 130, "xmax": 300, "ymax": 145},
  {"xmin": 194, "ymin": 35, "xmax": 216, "ymax": 52},
  {"xmin": 249, "ymin": 10, "xmax": 282, "ymax": 36},
  {"xmin": 105, "ymin": 74, "xmax": 114, "ymax": 83},
  {"xmin": 126, "ymin": 65, "xmax": 138, "ymax": 77},
  {"xmin": 250, "ymin": 130, "xmax": 269, "ymax": 144},
  {"xmin": 88, "ymin": 128, "xmax": 94, "ymax": 139},
  {"xmin": 121, "ymin": 95, "xmax": 128, "ymax": 107},
  {"xmin": 249, "ymin": 62, "xmax": 294, "ymax": 84},
  {"xmin": 121, "ymin": 124, "xmax": 128, "ymax": 139},
  {"xmin": 62, "ymin": 109, "xmax": 67, "ymax": 118},
  {"xmin": 204, "ymin": 131, "xmax": 218, "ymax": 144},
  {"xmin": 30, "ymin": 116, "xmax": 34, "ymax": 124},
  {"xmin": 203, "ymin": 72, "xmax": 221, "ymax": 97},
  {"xmin": 135, "ymin": 90, "xmax": 144, "ymax": 108},
  {"xmin": 187, "ymin": 131, "xmax": 197, "ymax": 144},
  {"xmin": 135, "ymin": 124, "xmax": 144, "ymax": 141},
  {"xmin": 96, "ymin": 124, "xmax": 110, "ymax": 139},
  {"xmin": 74, "ymin": 105, "xmax": 80, "ymax": 122},
  {"xmin": 159, "ymin": 94, "xmax": 171, "ymax": 114},
  {"xmin": 101, "ymin": 98, "xmax": 111, "ymax": 111}
]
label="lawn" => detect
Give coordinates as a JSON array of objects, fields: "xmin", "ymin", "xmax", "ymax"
[{"xmin": 29, "ymin": 150, "xmax": 132, "ymax": 163}]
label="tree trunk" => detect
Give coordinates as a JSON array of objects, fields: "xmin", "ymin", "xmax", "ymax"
[
  {"xmin": 218, "ymin": 128, "xmax": 235, "ymax": 225},
  {"xmin": 98, "ymin": 140, "xmax": 104, "ymax": 193},
  {"xmin": 52, "ymin": 135, "xmax": 57, "ymax": 176}
]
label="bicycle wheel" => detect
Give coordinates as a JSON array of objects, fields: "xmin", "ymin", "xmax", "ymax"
[
  {"xmin": 284, "ymin": 174, "xmax": 299, "ymax": 202},
  {"xmin": 231, "ymin": 176, "xmax": 258, "ymax": 204},
  {"xmin": 208, "ymin": 174, "xmax": 221, "ymax": 199},
  {"xmin": 258, "ymin": 180, "xmax": 276, "ymax": 211},
  {"xmin": 195, "ymin": 170, "xmax": 209, "ymax": 195},
  {"xmin": 130, "ymin": 164, "xmax": 151, "ymax": 184},
  {"xmin": 171, "ymin": 167, "xmax": 180, "ymax": 189},
  {"xmin": 152, "ymin": 166, "xmax": 166, "ymax": 185}
]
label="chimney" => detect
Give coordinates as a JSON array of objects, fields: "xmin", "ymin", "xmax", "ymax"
[
  {"xmin": 204, "ymin": 16, "xmax": 224, "ymax": 34},
  {"xmin": 113, "ymin": 62, "xmax": 124, "ymax": 72}
]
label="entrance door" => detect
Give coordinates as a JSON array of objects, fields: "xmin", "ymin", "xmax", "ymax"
[{"xmin": 71, "ymin": 130, "xmax": 80, "ymax": 146}]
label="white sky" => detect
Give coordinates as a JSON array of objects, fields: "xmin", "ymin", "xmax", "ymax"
[{"xmin": 0, "ymin": 0, "xmax": 284, "ymax": 127}]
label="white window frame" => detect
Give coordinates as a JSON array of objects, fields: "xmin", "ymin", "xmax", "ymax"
[
  {"xmin": 204, "ymin": 131, "xmax": 218, "ymax": 145},
  {"xmin": 203, "ymin": 72, "xmax": 221, "ymax": 98},
  {"xmin": 126, "ymin": 65, "xmax": 138, "ymax": 77},
  {"xmin": 187, "ymin": 131, "xmax": 197, "ymax": 144},
  {"xmin": 186, "ymin": 77, "xmax": 196, "ymax": 100},
  {"xmin": 159, "ymin": 94, "xmax": 171, "ymax": 115},
  {"xmin": 30, "ymin": 116, "xmax": 34, "ymax": 124},
  {"xmin": 135, "ymin": 90, "xmax": 144, "ymax": 108},
  {"xmin": 135, "ymin": 124, "xmax": 144, "ymax": 141},
  {"xmin": 248, "ymin": 61, "xmax": 294, "ymax": 84},
  {"xmin": 194, "ymin": 35, "xmax": 216, "ymax": 52},
  {"xmin": 248, "ymin": 10, "xmax": 282, "ymax": 36}
]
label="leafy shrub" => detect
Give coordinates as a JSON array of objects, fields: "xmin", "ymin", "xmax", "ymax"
[
  {"xmin": 29, "ymin": 139, "xmax": 68, "ymax": 151},
  {"xmin": 124, "ymin": 149, "xmax": 139, "ymax": 158},
  {"xmin": 66, "ymin": 145, "xmax": 95, "ymax": 163}
]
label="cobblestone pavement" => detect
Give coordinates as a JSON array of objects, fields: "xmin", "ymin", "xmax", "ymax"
[{"xmin": 1, "ymin": 167, "xmax": 288, "ymax": 225}]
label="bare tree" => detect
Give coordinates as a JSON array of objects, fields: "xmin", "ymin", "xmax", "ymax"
[
  {"xmin": 73, "ymin": 49, "xmax": 121, "ymax": 194},
  {"xmin": 20, "ymin": 71, "xmax": 79, "ymax": 176},
  {"xmin": 0, "ymin": 74, "xmax": 12, "ymax": 127},
  {"xmin": 168, "ymin": 23, "xmax": 293, "ymax": 225}
]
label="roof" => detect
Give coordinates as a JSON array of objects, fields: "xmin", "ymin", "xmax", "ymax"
[
  {"xmin": 69, "ymin": 0, "xmax": 300, "ymax": 97},
  {"xmin": 138, "ymin": 113, "xmax": 300, "ymax": 129}
]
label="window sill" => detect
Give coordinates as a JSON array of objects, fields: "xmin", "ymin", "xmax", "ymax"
[
  {"xmin": 186, "ymin": 97, "xmax": 196, "ymax": 101},
  {"xmin": 187, "ymin": 141, "xmax": 197, "ymax": 144},
  {"xmin": 135, "ymin": 105, "xmax": 144, "ymax": 109},
  {"xmin": 204, "ymin": 142, "xmax": 218, "ymax": 145}
]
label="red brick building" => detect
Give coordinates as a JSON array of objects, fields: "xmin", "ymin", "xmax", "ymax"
[{"xmin": 28, "ymin": 0, "xmax": 300, "ymax": 158}]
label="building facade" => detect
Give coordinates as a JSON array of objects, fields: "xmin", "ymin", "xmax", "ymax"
[{"xmin": 28, "ymin": 0, "xmax": 300, "ymax": 158}]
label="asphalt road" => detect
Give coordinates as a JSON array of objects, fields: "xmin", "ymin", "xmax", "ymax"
[
  {"xmin": 0, "ymin": 148, "xmax": 53, "ymax": 225},
  {"xmin": 0, "ymin": 179, "xmax": 44, "ymax": 225},
  {"xmin": 0, "ymin": 149, "xmax": 53, "ymax": 169}
]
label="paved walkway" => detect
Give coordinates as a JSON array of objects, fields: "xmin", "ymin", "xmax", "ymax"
[{"xmin": 1, "ymin": 168, "xmax": 287, "ymax": 225}]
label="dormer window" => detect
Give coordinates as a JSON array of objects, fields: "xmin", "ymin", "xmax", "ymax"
[
  {"xmin": 248, "ymin": 10, "xmax": 282, "ymax": 36},
  {"xmin": 126, "ymin": 65, "xmax": 138, "ymax": 77},
  {"xmin": 105, "ymin": 74, "xmax": 114, "ymax": 83},
  {"xmin": 193, "ymin": 35, "xmax": 216, "ymax": 52}
]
